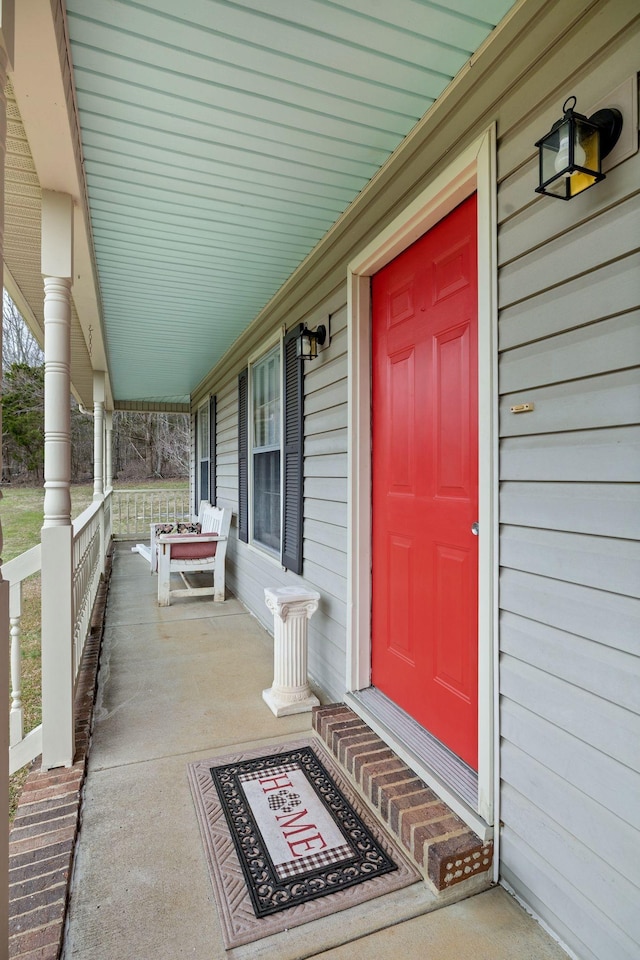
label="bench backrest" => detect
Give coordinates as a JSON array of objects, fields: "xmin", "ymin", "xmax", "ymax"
[
  {"xmin": 201, "ymin": 506, "xmax": 231, "ymax": 538},
  {"xmin": 196, "ymin": 500, "xmax": 211, "ymax": 524}
]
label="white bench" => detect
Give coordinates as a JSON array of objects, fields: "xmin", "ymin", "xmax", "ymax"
[
  {"xmin": 157, "ymin": 505, "xmax": 230, "ymax": 606},
  {"xmin": 147, "ymin": 500, "xmax": 211, "ymax": 573}
]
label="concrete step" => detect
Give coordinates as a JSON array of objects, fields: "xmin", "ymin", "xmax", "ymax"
[{"xmin": 312, "ymin": 703, "xmax": 493, "ymax": 894}]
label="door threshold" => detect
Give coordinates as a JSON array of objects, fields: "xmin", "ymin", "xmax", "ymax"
[{"xmin": 346, "ymin": 687, "xmax": 486, "ymax": 838}]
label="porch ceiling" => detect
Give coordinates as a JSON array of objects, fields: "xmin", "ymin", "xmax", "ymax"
[{"xmin": 9, "ymin": 0, "xmax": 515, "ymax": 407}]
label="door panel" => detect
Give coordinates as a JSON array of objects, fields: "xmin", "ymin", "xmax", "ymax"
[
  {"xmin": 389, "ymin": 348, "xmax": 415, "ymax": 491},
  {"xmin": 371, "ymin": 193, "xmax": 478, "ymax": 769},
  {"xmin": 387, "ymin": 533, "xmax": 415, "ymax": 664}
]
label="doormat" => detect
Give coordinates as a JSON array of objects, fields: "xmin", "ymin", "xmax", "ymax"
[{"xmin": 187, "ymin": 738, "xmax": 419, "ymax": 948}]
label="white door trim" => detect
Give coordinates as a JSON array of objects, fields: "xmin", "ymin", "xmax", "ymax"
[{"xmin": 346, "ymin": 126, "xmax": 498, "ymax": 832}]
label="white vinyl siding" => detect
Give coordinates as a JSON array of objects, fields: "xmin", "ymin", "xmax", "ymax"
[
  {"xmin": 303, "ymin": 303, "xmax": 349, "ymax": 698},
  {"xmin": 218, "ymin": 299, "xmax": 348, "ymax": 702},
  {"xmin": 494, "ymin": 11, "xmax": 640, "ymax": 960},
  {"xmin": 213, "ymin": 384, "xmax": 238, "ymax": 515}
]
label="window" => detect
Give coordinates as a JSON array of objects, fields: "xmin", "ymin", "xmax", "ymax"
[
  {"xmin": 195, "ymin": 395, "xmax": 216, "ymax": 513},
  {"xmin": 197, "ymin": 399, "xmax": 210, "ymax": 507},
  {"xmin": 252, "ymin": 346, "xmax": 280, "ymax": 553},
  {"xmin": 238, "ymin": 326, "xmax": 303, "ymax": 573}
]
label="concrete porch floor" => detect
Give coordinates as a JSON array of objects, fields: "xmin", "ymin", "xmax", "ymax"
[{"xmin": 61, "ymin": 543, "xmax": 570, "ymax": 960}]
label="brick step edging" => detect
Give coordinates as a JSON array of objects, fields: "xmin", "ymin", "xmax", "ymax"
[{"xmin": 312, "ymin": 703, "xmax": 492, "ymax": 893}]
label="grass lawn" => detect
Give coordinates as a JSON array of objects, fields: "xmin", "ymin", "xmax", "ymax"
[{"xmin": 5, "ymin": 480, "xmax": 187, "ymax": 819}]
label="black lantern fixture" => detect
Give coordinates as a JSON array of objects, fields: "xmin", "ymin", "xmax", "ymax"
[
  {"xmin": 296, "ymin": 323, "xmax": 327, "ymax": 361},
  {"xmin": 535, "ymin": 96, "xmax": 623, "ymax": 200}
]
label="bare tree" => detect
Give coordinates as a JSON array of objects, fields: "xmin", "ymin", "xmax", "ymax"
[
  {"xmin": 112, "ymin": 410, "xmax": 188, "ymax": 481},
  {"xmin": 2, "ymin": 295, "xmax": 45, "ymax": 480},
  {"xmin": 3, "ymin": 292, "xmax": 43, "ymax": 369},
  {"xmin": 70, "ymin": 400, "xmax": 95, "ymax": 483},
  {"xmin": 2, "ymin": 291, "xmax": 189, "ymax": 482}
]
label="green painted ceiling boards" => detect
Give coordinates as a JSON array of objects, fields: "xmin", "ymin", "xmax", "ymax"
[{"xmin": 65, "ymin": 0, "xmax": 514, "ymax": 404}]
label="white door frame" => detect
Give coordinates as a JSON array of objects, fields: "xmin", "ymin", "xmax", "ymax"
[{"xmin": 346, "ymin": 127, "xmax": 498, "ymax": 835}]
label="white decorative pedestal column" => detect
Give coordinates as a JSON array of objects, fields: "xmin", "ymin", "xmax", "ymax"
[{"xmin": 263, "ymin": 587, "xmax": 320, "ymax": 717}]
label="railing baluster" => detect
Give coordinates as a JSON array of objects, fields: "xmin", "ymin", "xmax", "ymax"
[
  {"xmin": 9, "ymin": 581, "xmax": 23, "ymax": 747},
  {"xmin": 6, "ymin": 545, "xmax": 42, "ymax": 773}
]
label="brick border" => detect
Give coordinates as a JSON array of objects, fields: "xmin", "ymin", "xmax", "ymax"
[
  {"xmin": 312, "ymin": 704, "xmax": 492, "ymax": 892},
  {"xmin": 8, "ymin": 551, "xmax": 112, "ymax": 960}
]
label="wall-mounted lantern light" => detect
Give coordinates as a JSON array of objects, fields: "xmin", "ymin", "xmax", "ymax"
[
  {"xmin": 296, "ymin": 323, "xmax": 327, "ymax": 361},
  {"xmin": 535, "ymin": 96, "xmax": 623, "ymax": 200}
]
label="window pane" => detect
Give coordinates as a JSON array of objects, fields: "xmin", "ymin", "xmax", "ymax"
[
  {"xmin": 200, "ymin": 460, "xmax": 209, "ymax": 503},
  {"xmin": 253, "ymin": 450, "xmax": 280, "ymax": 551},
  {"xmin": 199, "ymin": 404, "xmax": 209, "ymax": 458},
  {"xmin": 253, "ymin": 348, "xmax": 280, "ymax": 449}
]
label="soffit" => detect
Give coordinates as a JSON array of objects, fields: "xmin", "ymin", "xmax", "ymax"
[
  {"xmin": 63, "ymin": 1, "xmax": 514, "ymax": 403},
  {"xmin": 3, "ymin": 77, "xmax": 94, "ymax": 408}
]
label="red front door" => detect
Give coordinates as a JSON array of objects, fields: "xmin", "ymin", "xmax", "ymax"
[{"xmin": 371, "ymin": 194, "xmax": 478, "ymax": 769}]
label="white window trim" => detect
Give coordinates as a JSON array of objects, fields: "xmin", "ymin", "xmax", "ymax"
[
  {"xmin": 247, "ymin": 333, "xmax": 284, "ymax": 562},
  {"xmin": 346, "ymin": 126, "xmax": 499, "ymax": 839}
]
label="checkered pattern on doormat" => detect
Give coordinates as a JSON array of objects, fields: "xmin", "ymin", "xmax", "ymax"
[{"xmin": 275, "ymin": 842, "xmax": 355, "ymax": 880}]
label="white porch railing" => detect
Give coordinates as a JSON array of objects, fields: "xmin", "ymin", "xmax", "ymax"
[
  {"xmin": 72, "ymin": 499, "xmax": 103, "ymax": 685},
  {"xmin": 7, "ymin": 491, "xmax": 113, "ymax": 775},
  {"xmin": 6, "ymin": 545, "xmax": 43, "ymax": 775},
  {"xmin": 110, "ymin": 487, "xmax": 190, "ymax": 538},
  {"xmin": 104, "ymin": 488, "xmax": 112, "ymax": 543}
]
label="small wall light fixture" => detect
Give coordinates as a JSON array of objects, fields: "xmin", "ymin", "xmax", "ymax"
[
  {"xmin": 535, "ymin": 96, "xmax": 623, "ymax": 200},
  {"xmin": 296, "ymin": 323, "xmax": 327, "ymax": 361}
]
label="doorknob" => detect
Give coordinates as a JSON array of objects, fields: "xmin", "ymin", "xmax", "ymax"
[{"xmin": 471, "ymin": 522, "xmax": 479, "ymax": 536}]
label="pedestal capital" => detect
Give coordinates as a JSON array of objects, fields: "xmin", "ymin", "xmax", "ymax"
[{"xmin": 264, "ymin": 586, "xmax": 320, "ymax": 622}]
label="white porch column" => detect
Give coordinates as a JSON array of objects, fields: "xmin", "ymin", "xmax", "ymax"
[
  {"xmin": 0, "ymin": 2, "xmax": 14, "ymax": 949},
  {"xmin": 41, "ymin": 190, "xmax": 75, "ymax": 769},
  {"xmin": 105, "ymin": 410, "xmax": 113, "ymax": 491},
  {"xmin": 93, "ymin": 373, "xmax": 107, "ymax": 574},
  {"xmin": 93, "ymin": 371, "xmax": 105, "ymax": 500},
  {"xmin": 263, "ymin": 587, "xmax": 320, "ymax": 717}
]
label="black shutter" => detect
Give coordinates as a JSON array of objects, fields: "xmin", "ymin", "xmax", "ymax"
[
  {"xmin": 209, "ymin": 394, "xmax": 216, "ymax": 505},
  {"xmin": 237, "ymin": 370, "xmax": 248, "ymax": 543},
  {"xmin": 281, "ymin": 325, "xmax": 304, "ymax": 574},
  {"xmin": 193, "ymin": 409, "xmax": 199, "ymax": 515}
]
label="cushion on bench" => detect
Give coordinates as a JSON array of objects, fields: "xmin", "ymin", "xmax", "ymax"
[{"xmin": 162, "ymin": 535, "xmax": 217, "ymax": 560}]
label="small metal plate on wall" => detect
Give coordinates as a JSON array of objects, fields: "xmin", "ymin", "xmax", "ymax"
[
  {"xmin": 510, "ymin": 402, "xmax": 534, "ymax": 414},
  {"xmin": 590, "ymin": 76, "xmax": 638, "ymax": 172}
]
